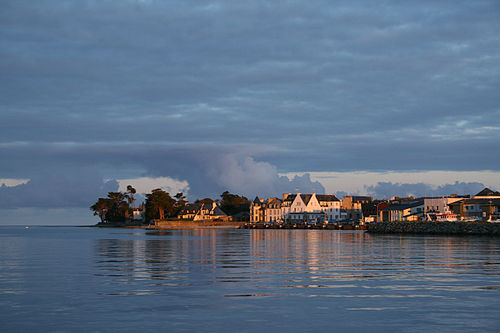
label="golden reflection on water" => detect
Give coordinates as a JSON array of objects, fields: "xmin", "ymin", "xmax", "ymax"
[{"xmin": 93, "ymin": 229, "xmax": 500, "ymax": 299}]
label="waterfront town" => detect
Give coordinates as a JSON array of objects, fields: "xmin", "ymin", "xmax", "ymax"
[
  {"xmin": 92, "ymin": 187, "xmax": 500, "ymax": 227},
  {"xmin": 249, "ymin": 188, "xmax": 500, "ymax": 225}
]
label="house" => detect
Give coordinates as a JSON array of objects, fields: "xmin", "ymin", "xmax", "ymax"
[
  {"xmin": 177, "ymin": 203, "xmax": 202, "ymax": 220},
  {"xmin": 132, "ymin": 205, "xmax": 145, "ymax": 222},
  {"xmin": 472, "ymin": 188, "xmax": 500, "ymax": 199},
  {"xmin": 250, "ymin": 197, "xmax": 282, "ymax": 223},
  {"xmin": 379, "ymin": 199, "xmax": 424, "ymax": 222},
  {"xmin": 341, "ymin": 196, "xmax": 372, "ymax": 222},
  {"xmin": 448, "ymin": 188, "xmax": 500, "ymax": 221},
  {"xmin": 286, "ymin": 211, "xmax": 327, "ymax": 225},
  {"xmin": 193, "ymin": 202, "xmax": 229, "ymax": 221},
  {"xmin": 317, "ymin": 194, "xmax": 343, "ymax": 222},
  {"xmin": 250, "ymin": 193, "xmax": 343, "ymax": 224},
  {"xmin": 282, "ymin": 193, "xmax": 342, "ymax": 224},
  {"xmin": 264, "ymin": 198, "xmax": 283, "ymax": 222},
  {"xmin": 361, "ymin": 200, "xmax": 388, "ymax": 223}
]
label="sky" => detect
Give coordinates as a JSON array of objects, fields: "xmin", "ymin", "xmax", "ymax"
[{"xmin": 1, "ymin": 0, "xmax": 499, "ymax": 224}]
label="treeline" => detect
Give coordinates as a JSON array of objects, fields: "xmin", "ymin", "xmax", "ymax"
[{"xmin": 90, "ymin": 187, "xmax": 250, "ymax": 225}]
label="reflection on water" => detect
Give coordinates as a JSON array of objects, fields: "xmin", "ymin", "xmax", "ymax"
[
  {"xmin": 95, "ymin": 229, "xmax": 500, "ymax": 293},
  {"xmin": 1, "ymin": 227, "xmax": 500, "ymax": 332}
]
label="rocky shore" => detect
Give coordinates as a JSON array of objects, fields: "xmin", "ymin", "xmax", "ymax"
[{"xmin": 366, "ymin": 221, "xmax": 500, "ymax": 236}]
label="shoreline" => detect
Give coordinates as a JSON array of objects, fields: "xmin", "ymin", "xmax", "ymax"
[
  {"xmin": 90, "ymin": 221, "xmax": 500, "ymax": 236},
  {"xmin": 149, "ymin": 220, "xmax": 247, "ymax": 229}
]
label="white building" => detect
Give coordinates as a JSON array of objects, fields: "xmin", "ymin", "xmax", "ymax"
[
  {"xmin": 282, "ymin": 193, "xmax": 342, "ymax": 223},
  {"xmin": 423, "ymin": 197, "xmax": 465, "ymax": 215},
  {"xmin": 250, "ymin": 193, "xmax": 342, "ymax": 224},
  {"xmin": 193, "ymin": 202, "xmax": 228, "ymax": 221}
]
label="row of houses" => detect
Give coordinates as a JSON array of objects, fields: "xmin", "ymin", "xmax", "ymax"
[
  {"xmin": 251, "ymin": 193, "xmax": 370, "ymax": 224},
  {"xmin": 178, "ymin": 202, "xmax": 231, "ymax": 221},
  {"xmin": 379, "ymin": 188, "xmax": 500, "ymax": 222},
  {"xmin": 131, "ymin": 202, "xmax": 232, "ymax": 223},
  {"xmin": 250, "ymin": 188, "xmax": 500, "ymax": 224}
]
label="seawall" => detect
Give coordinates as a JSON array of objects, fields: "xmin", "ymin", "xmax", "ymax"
[
  {"xmin": 366, "ymin": 221, "xmax": 500, "ymax": 236},
  {"xmin": 148, "ymin": 220, "xmax": 247, "ymax": 229}
]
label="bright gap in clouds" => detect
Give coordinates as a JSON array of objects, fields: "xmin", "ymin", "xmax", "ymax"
[
  {"xmin": 0, "ymin": 179, "xmax": 30, "ymax": 187},
  {"xmin": 116, "ymin": 177, "xmax": 190, "ymax": 196}
]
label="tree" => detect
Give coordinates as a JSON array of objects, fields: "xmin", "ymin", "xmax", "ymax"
[
  {"xmin": 90, "ymin": 198, "xmax": 112, "ymax": 223},
  {"xmin": 90, "ymin": 192, "xmax": 130, "ymax": 224},
  {"xmin": 195, "ymin": 198, "xmax": 214, "ymax": 205},
  {"xmin": 126, "ymin": 185, "xmax": 137, "ymax": 208},
  {"xmin": 106, "ymin": 192, "xmax": 131, "ymax": 222},
  {"xmin": 145, "ymin": 189, "xmax": 176, "ymax": 221},
  {"xmin": 219, "ymin": 191, "xmax": 250, "ymax": 216},
  {"xmin": 174, "ymin": 192, "xmax": 187, "ymax": 209}
]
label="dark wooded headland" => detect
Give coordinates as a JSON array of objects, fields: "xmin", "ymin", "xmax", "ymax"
[{"xmin": 91, "ymin": 187, "xmax": 250, "ymax": 227}]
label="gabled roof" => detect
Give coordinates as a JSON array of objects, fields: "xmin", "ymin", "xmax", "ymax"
[
  {"xmin": 449, "ymin": 198, "xmax": 500, "ymax": 206},
  {"xmin": 197, "ymin": 203, "xmax": 227, "ymax": 216},
  {"xmin": 475, "ymin": 188, "xmax": 500, "ymax": 197},
  {"xmin": 211, "ymin": 206, "xmax": 227, "ymax": 216},
  {"xmin": 253, "ymin": 196, "xmax": 261, "ymax": 204},
  {"xmin": 316, "ymin": 194, "xmax": 340, "ymax": 202},
  {"xmin": 301, "ymin": 194, "xmax": 313, "ymax": 205},
  {"xmin": 178, "ymin": 203, "xmax": 202, "ymax": 214},
  {"xmin": 284, "ymin": 193, "xmax": 339, "ymax": 204},
  {"xmin": 267, "ymin": 197, "xmax": 282, "ymax": 204}
]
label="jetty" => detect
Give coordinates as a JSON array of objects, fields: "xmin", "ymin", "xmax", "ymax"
[{"xmin": 366, "ymin": 221, "xmax": 500, "ymax": 236}]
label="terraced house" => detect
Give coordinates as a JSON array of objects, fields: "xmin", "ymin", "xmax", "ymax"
[{"xmin": 251, "ymin": 193, "xmax": 344, "ymax": 224}]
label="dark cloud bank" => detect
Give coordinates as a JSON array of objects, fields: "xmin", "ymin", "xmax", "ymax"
[
  {"xmin": 0, "ymin": 146, "xmax": 325, "ymax": 209},
  {"xmin": 365, "ymin": 181, "xmax": 486, "ymax": 199},
  {"xmin": 1, "ymin": 1, "xmax": 499, "ymax": 216}
]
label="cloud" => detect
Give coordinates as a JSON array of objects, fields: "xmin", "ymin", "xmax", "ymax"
[
  {"xmin": 365, "ymin": 181, "xmax": 486, "ymax": 199},
  {"xmin": 208, "ymin": 154, "xmax": 325, "ymax": 198},
  {"xmin": 1, "ymin": 1, "xmax": 499, "ymax": 216},
  {"xmin": 117, "ymin": 177, "xmax": 190, "ymax": 196},
  {"xmin": 0, "ymin": 0, "xmax": 499, "ymax": 173},
  {"xmin": 0, "ymin": 143, "xmax": 323, "ymax": 208},
  {"xmin": 0, "ymin": 179, "xmax": 29, "ymax": 187},
  {"xmin": 145, "ymin": 151, "xmax": 325, "ymax": 200},
  {"xmin": 0, "ymin": 167, "xmax": 118, "ymax": 209}
]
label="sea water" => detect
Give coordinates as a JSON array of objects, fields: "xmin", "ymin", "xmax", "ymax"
[{"xmin": 1, "ymin": 226, "xmax": 499, "ymax": 332}]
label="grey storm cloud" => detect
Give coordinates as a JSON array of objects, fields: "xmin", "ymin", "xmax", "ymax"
[
  {"xmin": 0, "ymin": 167, "xmax": 118, "ymax": 209},
  {"xmin": 0, "ymin": 143, "xmax": 324, "ymax": 207},
  {"xmin": 1, "ymin": 1, "xmax": 500, "ymax": 210}
]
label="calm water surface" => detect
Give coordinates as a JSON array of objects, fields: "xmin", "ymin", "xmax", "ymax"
[{"xmin": 1, "ymin": 226, "xmax": 499, "ymax": 332}]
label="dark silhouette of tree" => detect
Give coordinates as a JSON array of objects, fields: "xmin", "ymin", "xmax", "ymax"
[
  {"xmin": 90, "ymin": 198, "xmax": 112, "ymax": 223},
  {"xmin": 174, "ymin": 192, "xmax": 187, "ymax": 209},
  {"xmin": 126, "ymin": 185, "xmax": 137, "ymax": 208},
  {"xmin": 145, "ymin": 189, "xmax": 176, "ymax": 221},
  {"xmin": 194, "ymin": 198, "xmax": 214, "ymax": 205},
  {"xmin": 219, "ymin": 191, "xmax": 250, "ymax": 216},
  {"xmin": 106, "ymin": 192, "xmax": 131, "ymax": 222},
  {"xmin": 90, "ymin": 192, "xmax": 130, "ymax": 224}
]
